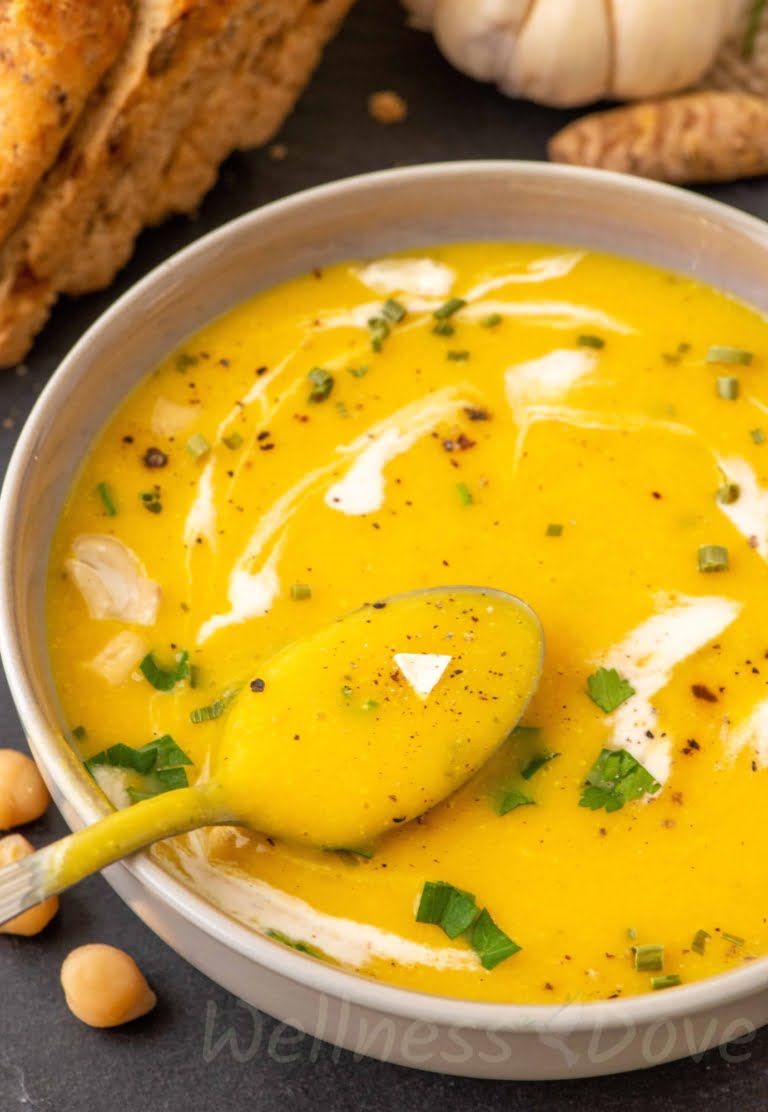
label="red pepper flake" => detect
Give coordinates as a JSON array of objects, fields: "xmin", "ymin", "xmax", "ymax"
[
  {"xmin": 142, "ymin": 447, "xmax": 168, "ymax": 468},
  {"xmin": 691, "ymin": 683, "xmax": 718, "ymax": 702}
]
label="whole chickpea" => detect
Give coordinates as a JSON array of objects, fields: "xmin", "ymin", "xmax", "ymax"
[
  {"xmin": 0, "ymin": 834, "xmax": 58, "ymax": 935},
  {"xmin": 61, "ymin": 944, "xmax": 157, "ymax": 1028},
  {"xmin": 0, "ymin": 749, "xmax": 49, "ymax": 829}
]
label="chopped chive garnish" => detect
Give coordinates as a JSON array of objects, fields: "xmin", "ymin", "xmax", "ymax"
[
  {"xmin": 511, "ymin": 724, "xmax": 541, "ymax": 740},
  {"xmin": 546, "ymin": 523, "xmax": 563, "ymax": 537},
  {"xmin": 96, "ymin": 481, "xmax": 117, "ymax": 516},
  {"xmin": 698, "ymin": 544, "xmax": 729, "ymax": 573},
  {"xmin": 651, "ymin": 974, "xmax": 681, "ymax": 991},
  {"xmin": 140, "ymin": 489, "xmax": 162, "ymax": 514},
  {"xmin": 634, "ymin": 944, "xmax": 664, "ymax": 972},
  {"xmin": 481, "ymin": 313, "xmax": 502, "ymax": 328},
  {"xmin": 190, "ymin": 687, "xmax": 238, "ymax": 724},
  {"xmin": 577, "ymin": 334, "xmax": 605, "ymax": 349},
  {"xmin": 447, "ymin": 350, "xmax": 470, "ymax": 362},
  {"xmin": 456, "ymin": 482, "xmax": 473, "ymax": 506},
  {"xmin": 72, "ymin": 725, "xmax": 87, "ymax": 742},
  {"xmin": 266, "ymin": 929, "xmax": 328, "ymax": 960},
  {"xmin": 706, "ymin": 345, "xmax": 753, "ymax": 366},
  {"xmin": 580, "ymin": 748, "xmax": 660, "ymax": 813},
  {"xmin": 326, "ymin": 845, "xmax": 375, "ymax": 860},
  {"xmin": 433, "ymin": 320, "xmax": 455, "ymax": 337},
  {"xmin": 716, "ymin": 482, "xmax": 740, "ymax": 505},
  {"xmin": 175, "ymin": 352, "xmax": 198, "ymax": 372},
  {"xmin": 140, "ymin": 650, "xmax": 190, "ymax": 691},
  {"xmin": 744, "ymin": 0, "xmax": 767, "ymax": 58},
  {"xmin": 335, "ymin": 401, "xmax": 349, "ymax": 418},
  {"xmin": 382, "ymin": 298, "xmax": 406, "ymax": 323},
  {"xmin": 494, "ymin": 787, "xmax": 535, "ymax": 816},
  {"xmin": 716, "ymin": 376, "xmax": 740, "ymax": 400},
  {"xmin": 368, "ymin": 317, "xmax": 390, "ymax": 352},
  {"xmin": 361, "ymin": 699, "xmax": 379, "ymax": 712},
  {"xmin": 721, "ymin": 931, "xmax": 745, "ymax": 946},
  {"xmin": 307, "ymin": 367, "xmax": 334, "ymax": 402},
  {"xmin": 348, "ymin": 365, "xmax": 369, "ymax": 378},
  {"xmin": 434, "ymin": 297, "xmax": 466, "ymax": 321},
  {"xmin": 521, "ymin": 752, "xmax": 559, "ymax": 780},
  {"xmin": 470, "ymin": 908, "xmax": 521, "ymax": 970},
  {"xmin": 341, "ymin": 684, "xmax": 353, "ymax": 700},
  {"xmin": 627, "ymin": 927, "xmax": 637, "ymax": 941},
  {"xmin": 691, "ymin": 929, "xmax": 710, "ymax": 955},
  {"xmin": 290, "ymin": 583, "xmax": 312, "ymax": 601},
  {"xmin": 586, "ymin": 667, "xmax": 635, "ymax": 713},
  {"xmin": 751, "ymin": 427, "xmax": 766, "ymax": 445},
  {"xmin": 186, "ymin": 433, "xmax": 211, "ymax": 460},
  {"xmin": 221, "ymin": 431, "xmax": 243, "ymax": 450}
]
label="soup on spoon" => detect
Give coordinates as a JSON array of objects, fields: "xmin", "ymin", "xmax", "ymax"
[{"xmin": 0, "ymin": 586, "xmax": 543, "ymax": 923}]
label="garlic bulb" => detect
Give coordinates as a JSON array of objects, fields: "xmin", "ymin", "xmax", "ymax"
[{"xmin": 405, "ymin": 0, "xmax": 746, "ymax": 107}]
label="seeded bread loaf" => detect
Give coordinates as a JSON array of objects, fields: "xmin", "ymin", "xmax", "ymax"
[{"xmin": 0, "ymin": 0, "xmax": 354, "ymax": 366}]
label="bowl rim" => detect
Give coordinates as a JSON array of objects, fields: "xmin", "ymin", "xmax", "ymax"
[{"xmin": 4, "ymin": 159, "xmax": 768, "ymax": 1035}]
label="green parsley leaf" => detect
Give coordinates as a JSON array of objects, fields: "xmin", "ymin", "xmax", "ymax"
[
  {"xmin": 415, "ymin": 881, "xmax": 479, "ymax": 937},
  {"xmin": 579, "ymin": 748, "xmax": 661, "ymax": 813},
  {"xmin": 521, "ymin": 752, "xmax": 559, "ymax": 780},
  {"xmin": 586, "ymin": 667, "xmax": 635, "ymax": 713},
  {"xmin": 140, "ymin": 650, "xmax": 190, "ymax": 691},
  {"xmin": 469, "ymin": 908, "xmax": 521, "ymax": 970},
  {"xmin": 85, "ymin": 734, "xmax": 193, "ymax": 802},
  {"xmin": 494, "ymin": 787, "xmax": 535, "ymax": 816}
]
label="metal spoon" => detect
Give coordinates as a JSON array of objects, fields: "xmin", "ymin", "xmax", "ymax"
[{"xmin": 0, "ymin": 586, "xmax": 543, "ymax": 927}]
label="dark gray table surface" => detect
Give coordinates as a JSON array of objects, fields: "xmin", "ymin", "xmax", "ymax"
[{"xmin": 2, "ymin": 1, "xmax": 768, "ymax": 1108}]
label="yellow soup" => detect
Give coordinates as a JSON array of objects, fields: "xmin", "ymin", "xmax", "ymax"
[{"xmin": 47, "ymin": 243, "xmax": 768, "ymax": 1004}]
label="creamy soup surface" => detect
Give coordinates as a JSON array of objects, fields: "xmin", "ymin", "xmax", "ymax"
[{"xmin": 47, "ymin": 243, "xmax": 768, "ymax": 1003}]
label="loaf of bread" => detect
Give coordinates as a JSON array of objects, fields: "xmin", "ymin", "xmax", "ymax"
[{"xmin": 0, "ymin": 0, "xmax": 354, "ymax": 366}]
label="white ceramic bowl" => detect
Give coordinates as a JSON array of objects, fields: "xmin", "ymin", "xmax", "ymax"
[{"xmin": 2, "ymin": 162, "xmax": 768, "ymax": 1080}]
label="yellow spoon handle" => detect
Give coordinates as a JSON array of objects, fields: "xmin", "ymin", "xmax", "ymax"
[{"xmin": 0, "ymin": 783, "xmax": 230, "ymax": 926}]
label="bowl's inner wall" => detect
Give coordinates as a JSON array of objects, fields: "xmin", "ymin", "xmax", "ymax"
[{"xmin": 8, "ymin": 163, "xmax": 768, "ymax": 813}]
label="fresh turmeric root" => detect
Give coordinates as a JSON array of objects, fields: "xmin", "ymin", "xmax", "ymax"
[{"xmin": 548, "ymin": 91, "xmax": 768, "ymax": 185}]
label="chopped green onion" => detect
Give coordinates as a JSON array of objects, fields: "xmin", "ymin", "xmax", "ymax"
[
  {"xmin": 326, "ymin": 845, "xmax": 375, "ymax": 860},
  {"xmin": 96, "ymin": 481, "xmax": 117, "ymax": 516},
  {"xmin": 190, "ymin": 687, "xmax": 238, "ymax": 724},
  {"xmin": 140, "ymin": 489, "xmax": 162, "ymax": 514},
  {"xmin": 580, "ymin": 748, "xmax": 660, "ymax": 813},
  {"xmin": 266, "ymin": 929, "xmax": 328, "ymax": 960},
  {"xmin": 335, "ymin": 401, "xmax": 349, "ymax": 418},
  {"xmin": 721, "ymin": 931, "xmax": 745, "ymax": 946},
  {"xmin": 546, "ymin": 523, "xmax": 563, "ymax": 537},
  {"xmin": 494, "ymin": 787, "xmax": 535, "ymax": 816},
  {"xmin": 744, "ymin": 0, "xmax": 767, "ymax": 58},
  {"xmin": 751, "ymin": 427, "xmax": 766, "ymax": 445},
  {"xmin": 587, "ymin": 667, "xmax": 635, "ymax": 713},
  {"xmin": 434, "ymin": 297, "xmax": 466, "ymax": 321},
  {"xmin": 627, "ymin": 927, "xmax": 637, "ymax": 941},
  {"xmin": 432, "ymin": 320, "xmax": 455, "ymax": 337},
  {"xmin": 521, "ymin": 752, "xmax": 559, "ymax": 780},
  {"xmin": 481, "ymin": 313, "xmax": 502, "ymax": 328},
  {"xmin": 716, "ymin": 376, "xmax": 740, "ymax": 400},
  {"xmin": 706, "ymin": 345, "xmax": 753, "ymax": 366},
  {"xmin": 577, "ymin": 334, "xmax": 605, "ymax": 350},
  {"xmin": 716, "ymin": 482, "xmax": 740, "ymax": 505},
  {"xmin": 186, "ymin": 433, "xmax": 211, "ymax": 460},
  {"xmin": 691, "ymin": 929, "xmax": 710, "ymax": 955},
  {"xmin": 140, "ymin": 650, "xmax": 190, "ymax": 691},
  {"xmin": 368, "ymin": 317, "xmax": 390, "ymax": 352},
  {"xmin": 510, "ymin": 724, "xmax": 541, "ymax": 740},
  {"xmin": 698, "ymin": 544, "xmax": 729, "ymax": 573},
  {"xmin": 634, "ymin": 944, "xmax": 664, "ymax": 972},
  {"xmin": 382, "ymin": 298, "xmax": 406, "ymax": 323},
  {"xmin": 290, "ymin": 583, "xmax": 312, "ymax": 601},
  {"xmin": 341, "ymin": 684, "xmax": 353, "ymax": 700},
  {"xmin": 307, "ymin": 367, "xmax": 334, "ymax": 402},
  {"xmin": 447, "ymin": 350, "xmax": 470, "ymax": 362},
  {"xmin": 361, "ymin": 699, "xmax": 379, "ymax": 712},
  {"xmin": 456, "ymin": 482, "xmax": 473, "ymax": 506},
  {"xmin": 348, "ymin": 365, "xmax": 369, "ymax": 378},
  {"xmin": 651, "ymin": 974, "xmax": 681, "ymax": 991},
  {"xmin": 470, "ymin": 908, "xmax": 521, "ymax": 970},
  {"xmin": 221, "ymin": 431, "xmax": 243, "ymax": 450}
]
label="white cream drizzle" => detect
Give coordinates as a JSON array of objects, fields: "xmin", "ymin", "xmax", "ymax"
[
  {"xmin": 184, "ymin": 459, "xmax": 217, "ymax": 549},
  {"xmin": 599, "ymin": 593, "xmax": 741, "ymax": 784},
  {"xmin": 168, "ymin": 833, "xmax": 476, "ymax": 972},
  {"xmin": 324, "ymin": 388, "xmax": 472, "ymax": 516},
  {"xmin": 354, "ymin": 257, "xmax": 456, "ymax": 298},
  {"xmin": 715, "ymin": 456, "xmax": 768, "ymax": 559},
  {"xmin": 314, "ymin": 297, "xmax": 440, "ymax": 332},
  {"xmin": 464, "ymin": 252, "xmax": 585, "ymax": 300},
  {"xmin": 461, "ymin": 299, "xmax": 634, "ymax": 333},
  {"xmin": 726, "ymin": 701, "xmax": 768, "ymax": 767}
]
